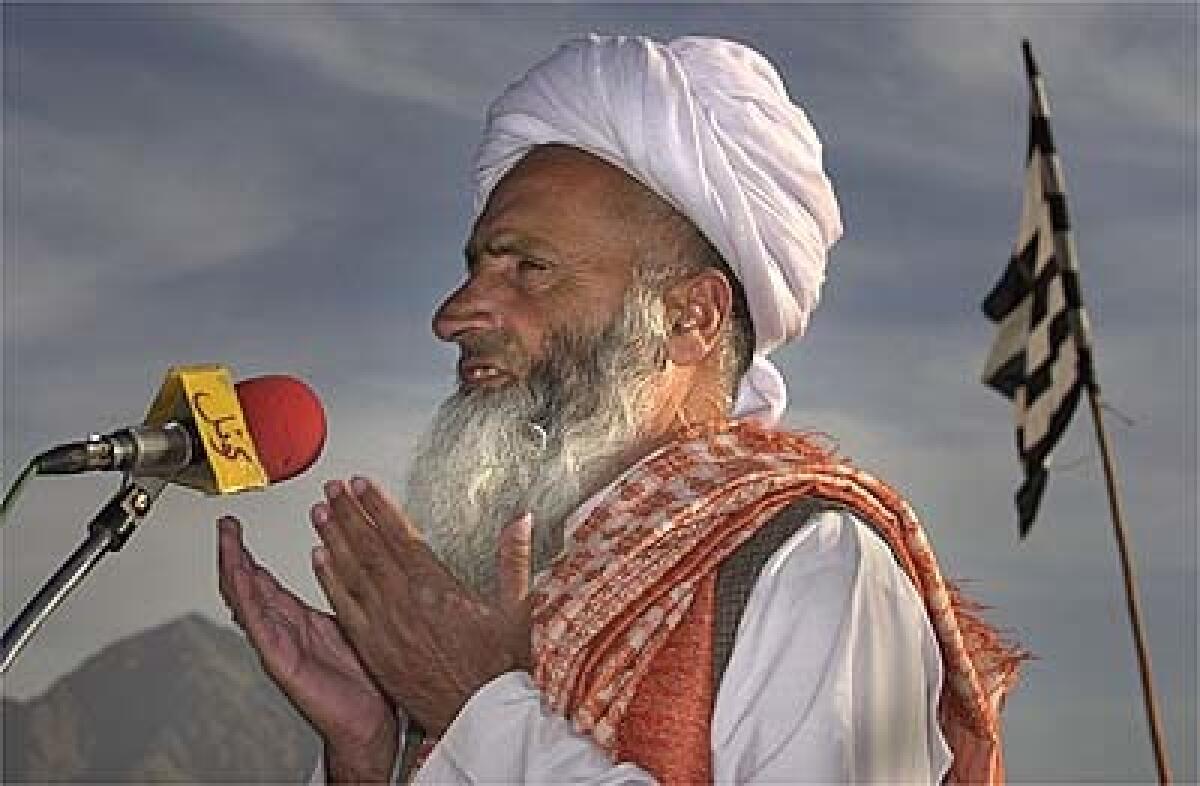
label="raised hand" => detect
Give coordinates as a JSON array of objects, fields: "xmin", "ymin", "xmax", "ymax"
[
  {"xmin": 217, "ymin": 516, "xmax": 398, "ymax": 782},
  {"xmin": 310, "ymin": 477, "xmax": 533, "ymax": 738}
]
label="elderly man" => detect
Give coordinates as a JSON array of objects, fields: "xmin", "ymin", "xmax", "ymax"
[{"xmin": 218, "ymin": 35, "xmax": 1021, "ymax": 783}]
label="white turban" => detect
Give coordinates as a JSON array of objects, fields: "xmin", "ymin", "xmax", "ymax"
[{"xmin": 474, "ymin": 35, "xmax": 842, "ymax": 425}]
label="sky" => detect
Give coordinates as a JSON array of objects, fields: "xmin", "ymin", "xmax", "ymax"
[{"xmin": 1, "ymin": 3, "xmax": 1195, "ymax": 782}]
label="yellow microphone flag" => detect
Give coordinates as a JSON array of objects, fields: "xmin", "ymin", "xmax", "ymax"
[{"xmin": 143, "ymin": 365, "xmax": 268, "ymax": 495}]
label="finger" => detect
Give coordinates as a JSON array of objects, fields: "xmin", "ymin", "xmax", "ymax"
[
  {"xmin": 324, "ymin": 481, "xmax": 410, "ymax": 606},
  {"xmin": 496, "ymin": 512, "xmax": 532, "ymax": 614},
  {"xmin": 322, "ymin": 479, "xmax": 390, "ymax": 568},
  {"xmin": 507, "ymin": 594, "xmax": 535, "ymax": 673},
  {"xmin": 217, "ymin": 516, "xmax": 251, "ymax": 614},
  {"xmin": 217, "ymin": 518, "xmax": 279, "ymax": 645},
  {"xmin": 349, "ymin": 476, "xmax": 449, "ymax": 584},
  {"xmin": 249, "ymin": 560, "xmax": 316, "ymax": 631},
  {"xmin": 310, "ymin": 493, "xmax": 364, "ymax": 578},
  {"xmin": 311, "ymin": 543, "xmax": 370, "ymax": 631},
  {"xmin": 311, "ymin": 500, "xmax": 379, "ymax": 617},
  {"xmin": 349, "ymin": 476, "xmax": 424, "ymax": 543},
  {"xmin": 217, "ymin": 515, "xmax": 238, "ymax": 589}
]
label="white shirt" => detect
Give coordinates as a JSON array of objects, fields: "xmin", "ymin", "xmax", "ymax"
[
  {"xmin": 412, "ymin": 509, "xmax": 952, "ymax": 783},
  {"xmin": 311, "ymin": 504, "xmax": 952, "ymax": 783}
]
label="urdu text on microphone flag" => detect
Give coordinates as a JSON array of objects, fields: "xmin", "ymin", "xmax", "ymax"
[{"xmin": 982, "ymin": 40, "xmax": 1096, "ymax": 539}]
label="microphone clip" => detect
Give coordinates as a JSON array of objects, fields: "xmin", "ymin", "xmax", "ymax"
[{"xmin": 1, "ymin": 474, "xmax": 167, "ymax": 673}]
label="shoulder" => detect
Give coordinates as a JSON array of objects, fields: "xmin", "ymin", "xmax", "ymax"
[
  {"xmin": 711, "ymin": 505, "xmax": 951, "ymax": 782},
  {"xmin": 720, "ymin": 501, "xmax": 912, "ymax": 623},
  {"xmin": 744, "ymin": 504, "xmax": 931, "ymax": 638},
  {"xmin": 748, "ymin": 506, "xmax": 913, "ymax": 614},
  {"xmin": 713, "ymin": 503, "xmax": 938, "ymax": 705},
  {"xmin": 711, "ymin": 507, "xmax": 946, "ymax": 772}
]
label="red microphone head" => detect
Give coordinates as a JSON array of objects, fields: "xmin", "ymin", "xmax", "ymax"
[{"xmin": 234, "ymin": 375, "xmax": 327, "ymax": 484}]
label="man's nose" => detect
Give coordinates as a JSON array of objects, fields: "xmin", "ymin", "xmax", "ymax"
[{"xmin": 432, "ymin": 275, "xmax": 502, "ymax": 342}]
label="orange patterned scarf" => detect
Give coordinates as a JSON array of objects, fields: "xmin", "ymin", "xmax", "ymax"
[{"xmin": 531, "ymin": 420, "xmax": 1026, "ymax": 783}]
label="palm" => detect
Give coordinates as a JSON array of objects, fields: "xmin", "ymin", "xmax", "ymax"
[
  {"xmin": 217, "ymin": 518, "xmax": 392, "ymax": 750},
  {"xmin": 253, "ymin": 578, "xmax": 391, "ymax": 741}
]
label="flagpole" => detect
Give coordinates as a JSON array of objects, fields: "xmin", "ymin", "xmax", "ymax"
[
  {"xmin": 1018, "ymin": 39, "xmax": 1172, "ymax": 784},
  {"xmin": 1084, "ymin": 384, "xmax": 1172, "ymax": 784}
]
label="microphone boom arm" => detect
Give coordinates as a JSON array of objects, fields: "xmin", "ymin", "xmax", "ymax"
[{"xmin": 1, "ymin": 474, "xmax": 168, "ymax": 673}]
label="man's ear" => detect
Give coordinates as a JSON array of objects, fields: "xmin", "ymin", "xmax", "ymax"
[{"xmin": 664, "ymin": 270, "xmax": 732, "ymax": 367}]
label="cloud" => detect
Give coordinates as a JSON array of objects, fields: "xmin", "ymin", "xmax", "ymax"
[
  {"xmin": 187, "ymin": 5, "xmax": 561, "ymax": 120},
  {"xmin": 2, "ymin": 8, "xmax": 1194, "ymax": 778},
  {"xmin": 898, "ymin": 6, "xmax": 1194, "ymax": 138},
  {"xmin": 8, "ymin": 114, "xmax": 305, "ymax": 337},
  {"xmin": 802, "ymin": 7, "xmax": 1195, "ymax": 203}
]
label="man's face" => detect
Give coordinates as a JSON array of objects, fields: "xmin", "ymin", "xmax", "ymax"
[
  {"xmin": 410, "ymin": 146, "xmax": 676, "ymax": 592},
  {"xmin": 433, "ymin": 146, "xmax": 642, "ymax": 388}
]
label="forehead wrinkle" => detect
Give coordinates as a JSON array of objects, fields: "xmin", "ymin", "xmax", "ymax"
[
  {"xmin": 467, "ymin": 146, "xmax": 662, "ymax": 289},
  {"xmin": 464, "ymin": 228, "xmax": 554, "ymax": 270},
  {"xmin": 490, "ymin": 229, "xmax": 559, "ymax": 258},
  {"xmin": 495, "ymin": 145, "xmax": 654, "ymax": 222}
]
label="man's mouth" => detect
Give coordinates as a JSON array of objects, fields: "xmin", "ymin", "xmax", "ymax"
[{"xmin": 459, "ymin": 359, "xmax": 515, "ymax": 388}]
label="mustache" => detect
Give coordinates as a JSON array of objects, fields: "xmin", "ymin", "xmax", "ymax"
[
  {"xmin": 456, "ymin": 331, "xmax": 531, "ymax": 377},
  {"xmin": 409, "ymin": 283, "xmax": 670, "ymax": 593},
  {"xmin": 453, "ymin": 326, "xmax": 598, "ymax": 393}
]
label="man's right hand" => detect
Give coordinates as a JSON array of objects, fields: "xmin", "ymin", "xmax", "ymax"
[{"xmin": 217, "ymin": 515, "xmax": 398, "ymax": 783}]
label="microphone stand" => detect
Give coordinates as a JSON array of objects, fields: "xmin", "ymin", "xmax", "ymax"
[{"xmin": 1, "ymin": 474, "xmax": 168, "ymax": 673}]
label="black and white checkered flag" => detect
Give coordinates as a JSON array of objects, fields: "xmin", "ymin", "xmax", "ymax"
[{"xmin": 982, "ymin": 40, "xmax": 1096, "ymax": 538}]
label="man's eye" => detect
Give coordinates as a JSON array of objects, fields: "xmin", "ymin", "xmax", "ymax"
[{"xmin": 517, "ymin": 257, "xmax": 549, "ymax": 273}]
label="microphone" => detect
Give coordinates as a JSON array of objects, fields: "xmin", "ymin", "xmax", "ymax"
[
  {"xmin": 33, "ymin": 373, "xmax": 326, "ymax": 491},
  {"xmin": 0, "ymin": 367, "xmax": 327, "ymax": 674}
]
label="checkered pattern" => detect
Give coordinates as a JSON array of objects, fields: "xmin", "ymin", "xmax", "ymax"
[
  {"xmin": 982, "ymin": 40, "xmax": 1096, "ymax": 537},
  {"xmin": 531, "ymin": 420, "xmax": 1025, "ymax": 784}
]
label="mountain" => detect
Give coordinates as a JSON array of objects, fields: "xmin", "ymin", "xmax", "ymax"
[{"xmin": 2, "ymin": 613, "xmax": 320, "ymax": 782}]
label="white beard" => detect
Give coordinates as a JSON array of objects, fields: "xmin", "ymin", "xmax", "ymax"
[{"xmin": 404, "ymin": 285, "xmax": 669, "ymax": 595}]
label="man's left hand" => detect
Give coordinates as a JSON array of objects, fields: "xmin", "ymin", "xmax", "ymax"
[{"xmin": 310, "ymin": 476, "xmax": 533, "ymax": 737}]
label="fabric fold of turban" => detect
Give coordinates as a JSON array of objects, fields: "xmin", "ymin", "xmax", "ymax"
[{"xmin": 474, "ymin": 35, "xmax": 842, "ymax": 425}]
